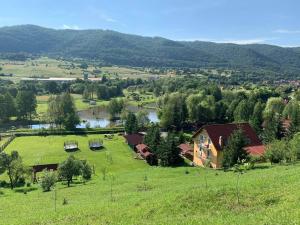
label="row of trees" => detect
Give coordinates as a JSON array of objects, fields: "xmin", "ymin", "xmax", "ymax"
[{"xmin": 157, "ymin": 87, "xmax": 300, "ymax": 144}]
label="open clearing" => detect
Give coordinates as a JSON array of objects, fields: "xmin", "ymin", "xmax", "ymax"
[{"xmin": 0, "ymin": 135, "xmax": 300, "ymax": 224}]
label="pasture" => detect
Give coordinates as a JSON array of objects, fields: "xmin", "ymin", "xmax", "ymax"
[
  {"xmin": 0, "ymin": 135, "xmax": 300, "ymax": 224},
  {"xmin": 0, "ymin": 57, "xmax": 156, "ymax": 82}
]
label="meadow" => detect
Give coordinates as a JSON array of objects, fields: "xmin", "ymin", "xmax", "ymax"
[
  {"xmin": 0, "ymin": 135, "xmax": 300, "ymax": 224},
  {"xmin": 0, "ymin": 57, "xmax": 156, "ymax": 82}
]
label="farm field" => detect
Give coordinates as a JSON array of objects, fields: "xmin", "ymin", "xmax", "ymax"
[
  {"xmin": 0, "ymin": 135, "xmax": 300, "ymax": 224},
  {"xmin": 0, "ymin": 57, "xmax": 157, "ymax": 82},
  {"xmin": 0, "ymin": 57, "xmax": 84, "ymax": 82}
]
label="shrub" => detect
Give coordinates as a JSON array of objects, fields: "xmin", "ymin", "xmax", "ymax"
[
  {"xmin": 63, "ymin": 198, "xmax": 68, "ymax": 205},
  {"xmin": 82, "ymin": 161, "xmax": 92, "ymax": 180},
  {"xmin": 264, "ymin": 140, "xmax": 292, "ymax": 164},
  {"xmin": 289, "ymin": 132, "xmax": 300, "ymax": 160},
  {"xmin": 40, "ymin": 170, "xmax": 57, "ymax": 192},
  {"xmin": 222, "ymin": 129, "xmax": 249, "ymax": 168},
  {"xmin": 248, "ymin": 155, "xmax": 264, "ymax": 168}
]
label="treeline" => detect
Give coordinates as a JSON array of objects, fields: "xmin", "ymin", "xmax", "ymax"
[
  {"xmin": 0, "ymin": 82, "xmax": 36, "ymax": 122},
  {"xmin": 0, "ymin": 76, "xmax": 145, "ymax": 124},
  {"xmin": 154, "ymin": 78, "xmax": 300, "ymax": 143},
  {"xmin": 15, "ymin": 76, "xmax": 144, "ymax": 100}
]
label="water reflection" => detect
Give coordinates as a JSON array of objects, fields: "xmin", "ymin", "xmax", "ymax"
[{"xmin": 29, "ymin": 104, "xmax": 159, "ymax": 129}]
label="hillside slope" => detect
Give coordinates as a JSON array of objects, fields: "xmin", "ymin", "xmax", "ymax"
[{"xmin": 0, "ymin": 25, "xmax": 300, "ymax": 76}]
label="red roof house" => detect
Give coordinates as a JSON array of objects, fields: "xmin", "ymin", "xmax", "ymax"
[
  {"xmin": 192, "ymin": 123, "xmax": 265, "ymax": 168},
  {"xmin": 178, "ymin": 143, "xmax": 194, "ymax": 161},
  {"xmin": 124, "ymin": 133, "xmax": 144, "ymax": 149},
  {"xmin": 136, "ymin": 144, "xmax": 157, "ymax": 165}
]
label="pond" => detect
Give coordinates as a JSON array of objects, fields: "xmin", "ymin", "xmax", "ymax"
[{"xmin": 28, "ymin": 104, "xmax": 159, "ymax": 129}]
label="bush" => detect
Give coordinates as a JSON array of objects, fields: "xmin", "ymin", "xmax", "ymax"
[
  {"xmin": 248, "ymin": 155, "xmax": 265, "ymax": 168},
  {"xmin": 82, "ymin": 161, "xmax": 92, "ymax": 180},
  {"xmin": 63, "ymin": 198, "xmax": 68, "ymax": 205},
  {"xmin": 40, "ymin": 170, "xmax": 57, "ymax": 192},
  {"xmin": 264, "ymin": 140, "xmax": 292, "ymax": 164},
  {"xmin": 290, "ymin": 132, "xmax": 300, "ymax": 160}
]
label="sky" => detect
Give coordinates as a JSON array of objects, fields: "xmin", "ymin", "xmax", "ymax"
[{"xmin": 1, "ymin": 0, "xmax": 300, "ymax": 47}]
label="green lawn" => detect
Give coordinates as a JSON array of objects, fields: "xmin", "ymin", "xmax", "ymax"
[
  {"xmin": 4, "ymin": 135, "xmax": 146, "ymax": 173},
  {"xmin": 1, "ymin": 135, "xmax": 300, "ymax": 224}
]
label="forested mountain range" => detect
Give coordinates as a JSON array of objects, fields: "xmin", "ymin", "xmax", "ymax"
[{"xmin": 0, "ymin": 25, "xmax": 300, "ymax": 77}]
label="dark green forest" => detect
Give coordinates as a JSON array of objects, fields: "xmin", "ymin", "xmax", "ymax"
[{"xmin": 1, "ymin": 25, "xmax": 300, "ymax": 78}]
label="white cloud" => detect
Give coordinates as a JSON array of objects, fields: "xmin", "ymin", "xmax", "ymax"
[
  {"xmin": 221, "ymin": 39, "xmax": 267, "ymax": 45},
  {"xmin": 62, "ymin": 24, "xmax": 80, "ymax": 30},
  {"xmin": 179, "ymin": 38, "xmax": 268, "ymax": 45},
  {"xmin": 274, "ymin": 29, "xmax": 300, "ymax": 34}
]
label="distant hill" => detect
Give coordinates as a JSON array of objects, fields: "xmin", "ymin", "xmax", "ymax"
[{"xmin": 0, "ymin": 25, "xmax": 300, "ymax": 77}]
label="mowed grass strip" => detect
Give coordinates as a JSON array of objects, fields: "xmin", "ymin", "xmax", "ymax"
[{"xmin": 4, "ymin": 135, "xmax": 147, "ymax": 173}]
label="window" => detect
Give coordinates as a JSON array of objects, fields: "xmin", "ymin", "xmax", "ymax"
[
  {"xmin": 198, "ymin": 149, "xmax": 202, "ymax": 158},
  {"xmin": 199, "ymin": 135, "xmax": 207, "ymax": 144},
  {"xmin": 206, "ymin": 149, "xmax": 211, "ymax": 158},
  {"xmin": 208, "ymin": 138, "xmax": 211, "ymax": 145},
  {"xmin": 199, "ymin": 135, "xmax": 204, "ymax": 144}
]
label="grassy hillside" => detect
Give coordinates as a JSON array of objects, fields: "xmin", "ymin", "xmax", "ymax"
[
  {"xmin": 1, "ymin": 135, "xmax": 300, "ymax": 224},
  {"xmin": 4, "ymin": 135, "xmax": 146, "ymax": 173}
]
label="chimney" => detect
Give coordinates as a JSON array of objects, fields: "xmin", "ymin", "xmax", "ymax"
[{"xmin": 219, "ymin": 136, "xmax": 224, "ymax": 149}]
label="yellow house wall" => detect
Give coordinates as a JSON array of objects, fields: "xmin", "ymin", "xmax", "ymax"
[{"xmin": 193, "ymin": 130, "xmax": 222, "ymax": 168}]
